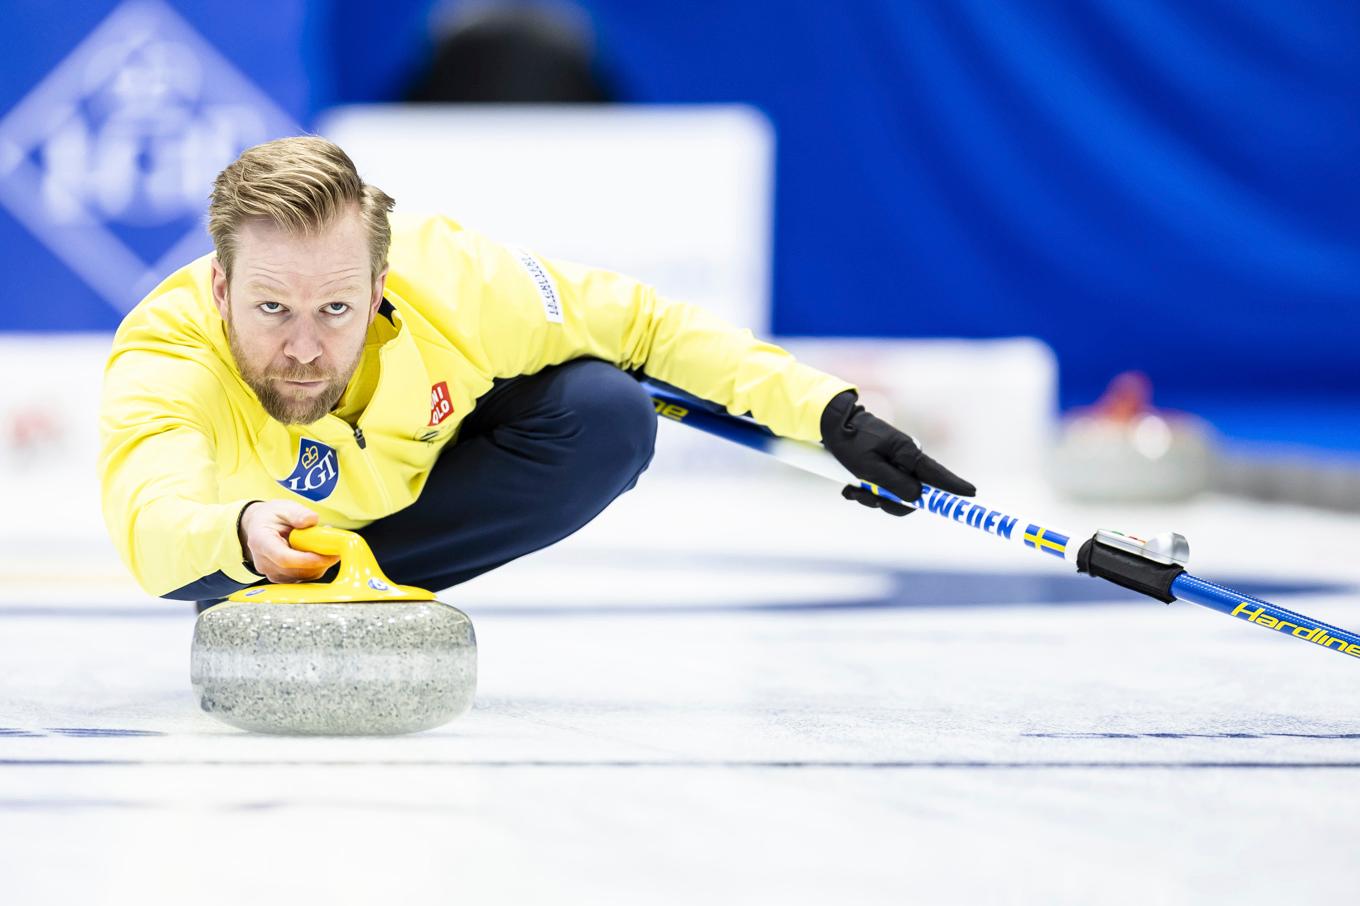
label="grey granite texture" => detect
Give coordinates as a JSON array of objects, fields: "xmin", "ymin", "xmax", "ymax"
[{"xmin": 190, "ymin": 600, "xmax": 476, "ymax": 735}]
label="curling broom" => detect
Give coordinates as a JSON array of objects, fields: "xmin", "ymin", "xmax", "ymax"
[{"xmin": 645, "ymin": 382, "xmax": 1360, "ymax": 661}]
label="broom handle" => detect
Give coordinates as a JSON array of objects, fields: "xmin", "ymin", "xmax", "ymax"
[{"xmin": 645, "ymin": 382, "xmax": 1360, "ymax": 662}]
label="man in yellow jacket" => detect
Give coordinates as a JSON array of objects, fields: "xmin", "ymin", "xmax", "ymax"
[{"xmin": 99, "ymin": 136, "xmax": 974, "ymax": 605}]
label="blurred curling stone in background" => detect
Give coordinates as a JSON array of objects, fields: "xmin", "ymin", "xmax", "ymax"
[
  {"xmin": 1049, "ymin": 372, "xmax": 1216, "ymax": 502},
  {"xmin": 192, "ymin": 527, "xmax": 476, "ymax": 736}
]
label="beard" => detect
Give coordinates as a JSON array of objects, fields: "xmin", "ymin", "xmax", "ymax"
[{"xmin": 226, "ymin": 314, "xmax": 364, "ymax": 426}]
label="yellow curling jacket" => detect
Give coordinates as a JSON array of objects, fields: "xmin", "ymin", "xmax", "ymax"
[{"xmin": 99, "ymin": 214, "xmax": 853, "ymax": 599}]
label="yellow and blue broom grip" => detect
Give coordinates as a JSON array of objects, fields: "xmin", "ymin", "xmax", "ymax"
[{"xmin": 645, "ymin": 382, "xmax": 1360, "ymax": 662}]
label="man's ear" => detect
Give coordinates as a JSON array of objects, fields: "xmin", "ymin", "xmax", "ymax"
[
  {"xmin": 369, "ymin": 267, "xmax": 388, "ymax": 322},
  {"xmin": 211, "ymin": 257, "xmax": 231, "ymax": 321}
]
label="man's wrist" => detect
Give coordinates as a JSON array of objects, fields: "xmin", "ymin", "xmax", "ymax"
[
  {"xmin": 236, "ymin": 501, "xmax": 262, "ymax": 576},
  {"xmin": 820, "ymin": 390, "xmax": 860, "ymax": 446}
]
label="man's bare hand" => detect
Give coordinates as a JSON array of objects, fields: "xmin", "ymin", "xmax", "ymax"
[{"xmin": 238, "ymin": 501, "xmax": 339, "ymax": 583}]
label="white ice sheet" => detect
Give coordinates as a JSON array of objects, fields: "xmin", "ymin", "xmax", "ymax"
[{"xmin": 2, "ymin": 476, "xmax": 1358, "ymax": 905}]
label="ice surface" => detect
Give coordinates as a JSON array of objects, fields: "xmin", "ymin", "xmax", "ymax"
[{"xmin": 2, "ymin": 474, "xmax": 1358, "ymax": 905}]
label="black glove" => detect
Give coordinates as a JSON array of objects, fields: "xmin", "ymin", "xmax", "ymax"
[{"xmin": 820, "ymin": 390, "xmax": 976, "ymax": 516}]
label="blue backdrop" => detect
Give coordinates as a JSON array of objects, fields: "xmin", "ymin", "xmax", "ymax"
[
  {"xmin": 3, "ymin": 0, "xmax": 1357, "ymax": 416},
  {"xmin": 574, "ymin": 0, "xmax": 1360, "ymax": 412}
]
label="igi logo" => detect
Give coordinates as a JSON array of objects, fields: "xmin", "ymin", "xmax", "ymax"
[
  {"xmin": 0, "ymin": 0, "xmax": 301, "ymax": 314},
  {"xmin": 278, "ymin": 439, "xmax": 339, "ymax": 502}
]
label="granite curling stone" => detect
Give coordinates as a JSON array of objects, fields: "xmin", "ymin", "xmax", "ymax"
[{"xmin": 191, "ymin": 526, "xmax": 476, "ymax": 736}]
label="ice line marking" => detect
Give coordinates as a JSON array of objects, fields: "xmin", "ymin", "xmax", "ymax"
[{"xmin": 2, "ymin": 759, "xmax": 1360, "ymax": 770}]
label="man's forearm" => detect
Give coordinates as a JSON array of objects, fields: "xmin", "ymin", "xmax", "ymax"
[
  {"xmin": 629, "ymin": 293, "xmax": 855, "ymax": 442},
  {"xmin": 108, "ymin": 495, "xmax": 265, "ymax": 599}
]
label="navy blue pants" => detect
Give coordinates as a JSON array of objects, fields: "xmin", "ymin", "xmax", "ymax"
[
  {"xmin": 195, "ymin": 360, "xmax": 656, "ymax": 608},
  {"xmin": 359, "ymin": 359, "xmax": 657, "ymax": 590}
]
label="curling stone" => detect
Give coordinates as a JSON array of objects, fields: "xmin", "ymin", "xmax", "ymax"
[
  {"xmin": 191, "ymin": 526, "xmax": 476, "ymax": 735},
  {"xmin": 1049, "ymin": 371, "xmax": 1215, "ymax": 502}
]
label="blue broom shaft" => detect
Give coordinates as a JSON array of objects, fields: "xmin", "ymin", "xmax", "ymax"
[{"xmin": 1172, "ymin": 574, "xmax": 1360, "ymax": 654}]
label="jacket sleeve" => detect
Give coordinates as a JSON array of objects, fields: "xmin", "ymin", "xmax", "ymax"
[
  {"xmin": 99, "ymin": 349, "xmax": 260, "ymax": 599},
  {"xmin": 466, "ymin": 234, "xmax": 854, "ymax": 442}
]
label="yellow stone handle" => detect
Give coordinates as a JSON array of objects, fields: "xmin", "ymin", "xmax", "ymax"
[
  {"xmin": 289, "ymin": 525, "xmax": 371, "ymax": 559},
  {"xmin": 225, "ymin": 526, "xmax": 436, "ymax": 604}
]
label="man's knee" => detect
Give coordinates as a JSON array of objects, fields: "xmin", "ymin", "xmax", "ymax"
[{"xmin": 556, "ymin": 361, "xmax": 657, "ymax": 476}]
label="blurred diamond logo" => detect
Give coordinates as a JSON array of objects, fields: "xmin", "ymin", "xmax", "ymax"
[{"xmin": 0, "ymin": 0, "xmax": 300, "ymax": 313}]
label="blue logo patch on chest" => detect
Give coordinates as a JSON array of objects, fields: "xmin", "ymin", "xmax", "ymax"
[{"xmin": 278, "ymin": 438, "xmax": 339, "ymax": 501}]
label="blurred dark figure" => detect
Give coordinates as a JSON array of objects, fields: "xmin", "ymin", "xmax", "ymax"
[{"xmin": 407, "ymin": 1, "xmax": 613, "ymax": 102}]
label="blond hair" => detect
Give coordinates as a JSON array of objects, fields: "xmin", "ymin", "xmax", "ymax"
[{"xmin": 208, "ymin": 135, "xmax": 395, "ymax": 279}]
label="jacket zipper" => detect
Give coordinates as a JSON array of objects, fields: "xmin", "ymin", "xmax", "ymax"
[{"xmin": 349, "ymin": 421, "xmax": 393, "ymax": 509}]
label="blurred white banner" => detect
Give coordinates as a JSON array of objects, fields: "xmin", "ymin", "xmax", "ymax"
[{"xmin": 317, "ymin": 104, "xmax": 775, "ymax": 335}]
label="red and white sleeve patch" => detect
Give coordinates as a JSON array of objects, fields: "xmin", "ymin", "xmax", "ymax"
[{"xmin": 429, "ymin": 381, "xmax": 454, "ymax": 426}]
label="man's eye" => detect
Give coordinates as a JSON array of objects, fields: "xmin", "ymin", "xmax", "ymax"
[
  {"xmin": 324, "ymin": 302, "xmax": 350, "ymax": 315},
  {"xmin": 259, "ymin": 302, "xmax": 284, "ymax": 314}
]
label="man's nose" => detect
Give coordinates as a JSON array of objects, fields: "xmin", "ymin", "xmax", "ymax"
[{"xmin": 283, "ymin": 323, "xmax": 322, "ymax": 364}]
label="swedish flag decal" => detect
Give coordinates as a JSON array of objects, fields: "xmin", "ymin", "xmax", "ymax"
[{"xmin": 1023, "ymin": 524, "xmax": 1069, "ymax": 558}]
